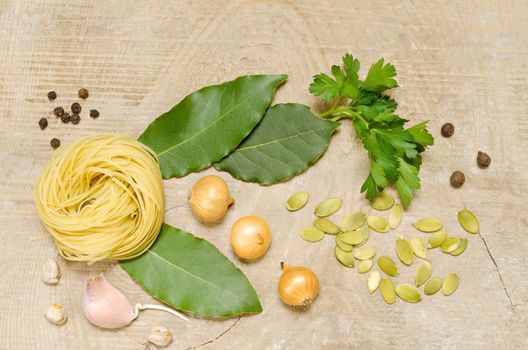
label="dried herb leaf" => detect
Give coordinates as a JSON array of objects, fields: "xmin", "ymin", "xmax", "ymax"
[
  {"xmin": 395, "ymin": 283, "xmax": 422, "ymax": 303},
  {"xmin": 334, "ymin": 246, "xmax": 355, "ymax": 267},
  {"xmin": 120, "ymin": 224, "xmax": 262, "ymax": 318},
  {"xmin": 458, "ymin": 208, "xmax": 479, "ymax": 234},
  {"xmin": 388, "ymin": 204, "xmax": 402, "ymax": 229},
  {"xmin": 370, "ymin": 192, "xmax": 395, "ymax": 211},
  {"xmin": 314, "ymin": 218, "xmax": 339, "ymax": 235},
  {"xmin": 442, "ymin": 273, "xmax": 459, "ymax": 296},
  {"xmin": 299, "ymin": 227, "xmax": 325, "ymax": 242},
  {"xmin": 415, "ymin": 261, "xmax": 432, "ymax": 287},
  {"xmin": 314, "ymin": 197, "xmax": 342, "ymax": 217},
  {"xmin": 367, "ymin": 215, "xmax": 390, "ymax": 233},
  {"xmin": 424, "ymin": 276, "xmax": 442, "ymax": 295},
  {"xmin": 396, "ymin": 236, "xmax": 414, "ymax": 266},
  {"xmin": 377, "ymin": 256, "xmax": 399, "ymax": 276},
  {"xmin": 339, "ymin": 212, "xmax": 366, "ymax": 231},
  {"xmin": 380, "ymin": 277, "xmax": 396, "ymax": 304},
  {"xmin": 412, "ymin": 217, "xmax": 443, "ymax": 232},
  {"xmin": 286, "ymin": 192, "xmax": 309, "ymax": 211}
]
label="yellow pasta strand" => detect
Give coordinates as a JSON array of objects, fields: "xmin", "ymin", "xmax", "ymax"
[{"xmin": 35, "ymin": 134, "xmax": 164, "ymax": 264}]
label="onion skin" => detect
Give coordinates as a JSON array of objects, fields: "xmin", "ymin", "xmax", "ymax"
[
  {"xmin": 278, "ymin": 263, "xmax": 320, "ymax": 307},
  {"xmin": 230, "ymin": 215, "xmax": 271, "ymax": 260},
  {"xmin": 189, "ymin": 175, "xmax": 234, "ymax": 223}
]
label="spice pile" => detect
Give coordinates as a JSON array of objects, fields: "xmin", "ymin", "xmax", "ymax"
[
  {"xmin": 40, "ymin": 88, "xmax": 100, "ymax": 149},
  {"xmin": 287, "ymin": 190, "xmax": 480, "ymax": 304}
]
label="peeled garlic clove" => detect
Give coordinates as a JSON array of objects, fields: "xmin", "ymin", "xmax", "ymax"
[
  {"xmin": 189, "ymin": 175, "xmax": 234, "ymax": 223},
  {"xmin": 42, "ymin": 257, "xmax": 61, "ymax": 285},
  {"xmin": 45, "ymin": 304, "xmax": 68, "ymax": 325},
  {"xmin": 82, "ymin": 274, "xmax": 136, "ymax": 329},
  {"xmin": 148, "ymin": 325, "xmax": 173, "ymax": 348}
]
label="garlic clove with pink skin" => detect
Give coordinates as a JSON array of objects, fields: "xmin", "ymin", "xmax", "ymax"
[{"xmin": 82, "ymin": 274, "xmax": 189, "ymax": 330}]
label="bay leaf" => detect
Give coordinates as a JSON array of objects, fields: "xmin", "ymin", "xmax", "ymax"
[
  {"xmin": 140, "ymin": 75, "xmax": 287, "ymax": 178},
  {"xmin": 120, "ymin": 224, "xmax": 262, "ymax": 318},
  {"xmin": 215, "ymin": 103, "xmax": 339, "ymax": 184}
]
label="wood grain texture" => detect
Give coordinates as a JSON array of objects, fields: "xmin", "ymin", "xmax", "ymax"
[{"xmin": 1, "ymin": 0, "xmax": 527, "ymax": 349}]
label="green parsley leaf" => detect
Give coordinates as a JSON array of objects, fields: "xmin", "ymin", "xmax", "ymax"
[
  {"xmin": 396, "ymin": 158, "xmax": 421, "ymax": 208},
  {"xmin": 363, "ymin": 58, "xmax": 398, "ymax": 93}
]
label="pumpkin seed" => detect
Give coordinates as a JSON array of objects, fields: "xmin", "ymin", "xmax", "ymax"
[
  {"xmin": 415, "ymin": 261, "xmax": 432, "ymax": 287},
  {"xmin": 370, "ymin": 192, "xmax": 395, "ymax": 211},
  {"xmin": 367, "ymin": 270, "xmax": 381, "ymax": 293},
  {"xmin": 424, "ymin": 277, "xmax": 442, "ymax": 295},
  {"xmin": 377, "ymin": 256, "xmax": 399, "ymax": 276},
  {"xmin": 314, "ymin": 197, "xmax": 342, "ymax": 217},
  {"xmin": 286, "ymin": 191, "xmax": 309, "ymax": 211},
  {"xmin": 367, "ymin": 215, "xmax": 390, "ymax": 233},
  {"xmin": 314, "ymin": 218, "xmax": 339, "ymax": 235},
  {"xmin": 458, "ymin": 208, "xmax": 479, "ymax": 234},
  {"xmin": 442, "ymin": 273, "xmax": 459, "ymax": 296},
  {"xmin": 339, "ymin": 211, "xmax": 366, "ymax": 231},
  {"xmin": 412, "ymin": 217, "xmax": 443, "ymax": 232},
  {"xmin": 353, "ymin": 246, "xmax": 376, "ymax": 260},
  {"xmin": 388, "ymin": 204, "xmax": 402, "ymax": 229},
  {"xmin": 334, "ymin": 246, "xmax": 355, "ymax": 268},
  {"xmin": 409, "ymin": 237, "xmax": 427, "ymax": 259},
  {"xmin": 450, "ymin": 238, "xmax": 468, "ymax": 256},
  {"xmin": 358, "ymin": 259, "xmax": 373, "ymax": 274},
  {"xmin": 299, "ymin": 227, "xmax": 324, "ymax": 242},
  {"xmin": 428, "ymin": 230, "xmax": 447, "ymax": 248},
  {"xmin": 355, "ymin": 223, "xmax": 371, "ymax": 247},
  {"xmin": 440, "ymin": 237, "xmax": 459, "ymax": 253},
  {"xmin": 395, "ymin": 283, "xmax": 422, "ymax": 303},
  {"xmin": 340, "ymin": 230, "xmax": 365, "ymax": 245},
  {"xmin": 335, "ymin": 235, "xmax": 353, "ymax": 252},
  {"xmin": 396, "ymin": 236, "xmax": 414, "ymax": 266},
  {"xmin": 380, "ymin": 277, "xmax": 396, "ymax": 304}
]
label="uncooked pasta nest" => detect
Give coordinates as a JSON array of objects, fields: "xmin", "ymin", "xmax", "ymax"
[{"xmin": 35, "ymin": 134, "xmax": 164, "ymax": 263}]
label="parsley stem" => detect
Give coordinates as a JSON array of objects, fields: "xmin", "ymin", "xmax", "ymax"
[{"xmin": 319, "ymin": 107, "xmax": 369, "ymax": 127}]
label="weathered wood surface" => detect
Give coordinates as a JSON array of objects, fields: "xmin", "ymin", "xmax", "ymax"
[{"xmin": 1, "ymin": 0, "xmax": 527, "ymax": 349}]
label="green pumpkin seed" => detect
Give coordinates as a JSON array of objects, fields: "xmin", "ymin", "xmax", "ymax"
[
  {"xmin": 396, "ymin": 236, "xmax": 414, "ymax": 266},
  {"xmin": 367, "ymin": 270, "xmax": 381, "ymax": 293},
  {"xmin": 358, "ymin": 259, "xmax": 374, "ymax": 274},
  {"xmin": 412, "ymin": 217, "xmax": 443, "ymax": 232},
  {"xmin": 428, "ymin": 230, "xmax": 447, "ymax": 248},
  {"xmin": 367, "ymin": 215, "xmax": 390, "ymax": 233},
  {"xmin": 442, "ymin": 273, "xmax": 459, "ymax": 296},
  {"xmin": 340, "ymin": 230, "xmax": 365, "ymax": 245},
  {"xmin": 314, "ymin": 218, "xmax": 339, "ymax": 235},
  {"xmin": 388, "ymin": 204, "xmax": 402, "ymax": 229},
  {"xmin": 335, "ymin": 235, "xmax": 353, "ymax": 252},
  {"xmin": 377, "ymin": 256, "xmax": 399, "ymax": 276},
  {"xmin": 450, "ymin": 238, "xmax": 468, "ymax": 256},
  {"xmin": 380, "ymin": 277, "xmax": 396, "ymax": 304},
  {"xmin": 299, "ymin": 227, "xmax": 324, "ymax": 242},
  {"xmin": 334, "ymin": 246, "xmax": 355, "ymax": 267},
  {"xmin": 355, "ymin": 223, "xmax": 370, "ymax": 247},
  {"xmin": 339, "ymin": 211, "xmax": 366, "ymax": 231},
  {"xmin": 314, "ymin": 197, "xmax": 342, "ymax": 217},
  {"xmin": 458, "ymin": 208, "xmax": 479, "ymax": 234},
  {"xmin": 409, "ymin": 237, "xmax": 427, "ymax": 259},
  {"xmin": 286, "ymin": 191, "xmax": 309, "ymax": 211},
  {"xmin": 424, "ymin": 277, "xmax": 442, "ymax": 295},
  {"xmin": 353, "ymin": 246, "xmax": 376, "ymax": 260},
  {"xmin": 370, "ymin": 192, "xmax": 395, "ymax": 211},
  {"xmin": 395, "ymin": 283, "xmax": 422, "ymax": 303},
  {"xmin": 415, "ymin": 261, "xmax": 432, "ymax": 287},
  {"xmin": 440, "ymin": 237, "xmax": 459, "ymax": 253}
]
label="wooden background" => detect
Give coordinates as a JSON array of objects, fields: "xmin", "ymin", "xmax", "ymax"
[{"xmin": 1, "ymin": 0, "xmax": 527, "ymax": 349}]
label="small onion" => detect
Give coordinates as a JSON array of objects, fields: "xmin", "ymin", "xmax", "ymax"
[
  {"xmin": 230, "ymin": 215, "xmax": 271, "ymax": 260},
  {"xmin": 278, "ymin": 262, "xmax": 320, "ymax": 307},
  {"xmin": 189, "ymin": 175, "xmax": 234, "ymax": 223}
]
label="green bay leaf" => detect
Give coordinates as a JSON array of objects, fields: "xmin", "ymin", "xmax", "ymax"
[
  {"xmin": 120, "ymin": 224, "xmax": 262, "ymax": 318},
  {"xmin": 214, "ymin": 103, "xmax": 339, "ymax": 185},
  {"xmin": 139, "ymin": 74, "xmax": 287, "ymax": 178}
]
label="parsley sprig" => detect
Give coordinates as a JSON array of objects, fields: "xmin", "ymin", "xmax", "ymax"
[{"xmin": 309, "ymin": 54, "xmax": 434, "ymax": 208}]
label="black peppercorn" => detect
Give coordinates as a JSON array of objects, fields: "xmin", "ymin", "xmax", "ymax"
[
  {"xmin": 71, "ymin": 114, "xmax": 81, "ymax": 125},
  {"xmin": 61, "ymin": 112, "xmax": 71, "ymax": 123},
  {"xmin": 477, "ymin": 151, "xmax": 491, "ymax": 168},
  {"xmin": 450, "ymin": 170, "xmax": 465, "ymax": 188},
  {"xmin": 39, "ymin": 118, "xmax": 48, "ymax": 130},
  {"xmin": 71, "ymin": 102, "xmax": 81, "ymax": 114},
  {"xmin": 50, "ymin": 138, "xmax": 61, "ymax": 149},
  {"xmin": 47, "ymin": 91, "xmax": 57, "ymax": 100},
  {"xmin": 53, "ymin": 106, "xmax": 64, "ymax": 117},
  {"xmin": 78, "ymin": 88, "xmax": 89, "ymax": 99},
  {"xmin": 89, "ymin": 109, "xmax": 100, "ymax": 119},
  {"xmin": 441, "ymin": 123, "xmax": 454, "ymax": 138}
]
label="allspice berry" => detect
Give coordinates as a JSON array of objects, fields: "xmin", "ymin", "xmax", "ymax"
[
  {"xmin": 441, "ymin": 123, "xmax": 454, "ymax": 138},
  {"xmin": 477, "ymin": 151, "xmax": 491, "ymax": 168},
  {"xmin": 78, "ymin": 88, "xmax": 89, "ymax": 99},
  {"xmin": 450, "ymin": 171, "xmax": 465, "ymax": 188}
]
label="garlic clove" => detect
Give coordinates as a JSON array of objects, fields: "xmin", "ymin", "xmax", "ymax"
[
  {"xmin": 148, "ymin": 325, "xmax": 173, "ymax": 348},
  {"xmin": 82, "ymin": 274, "xmax": 136, "ymax": 329},
  {"xmin": 42, "ymin": 258, "xmax": 61, "ymax": 285},
  {"xmin": 45, "ymin": 304, "xmax": 68, "ymax": 325}
]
